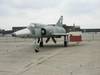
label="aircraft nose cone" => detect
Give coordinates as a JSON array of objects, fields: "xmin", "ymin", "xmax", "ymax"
[{"xmin": 12, "ymin": 33, "xmax": 16, "ymax": 37}]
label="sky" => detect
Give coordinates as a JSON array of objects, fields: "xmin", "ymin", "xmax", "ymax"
[{"xmin": 0, "ymin": 0, "xmax": 100, "ymax": 30}]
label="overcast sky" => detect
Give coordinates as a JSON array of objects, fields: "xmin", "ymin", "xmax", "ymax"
[{"xmin": 0, "ymin": 0, "xmax": 100, "ymax": 30}]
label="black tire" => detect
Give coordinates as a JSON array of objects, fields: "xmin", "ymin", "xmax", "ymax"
[
  {"xmin": 40, "ymin": 41, "xmax": 43, "ymax": 47},
  {"xmin": 64, "ymin": 41, "xmax": 67, "ymax": 47}
]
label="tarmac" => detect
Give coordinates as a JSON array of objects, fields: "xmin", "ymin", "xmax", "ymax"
[{"xmin": 0, "ymin": 36, "xmax": 100, "ymax": 75}]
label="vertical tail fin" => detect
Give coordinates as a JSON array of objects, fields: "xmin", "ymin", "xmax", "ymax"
[{"xmin": 56, "ymin": 16, "xmax": 63, "ymax": 26}]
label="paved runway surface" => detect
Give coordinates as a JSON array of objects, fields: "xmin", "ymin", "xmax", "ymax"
[{"xmin": 0, "ymin": 37, "xmax": 100, "ymax": 75}]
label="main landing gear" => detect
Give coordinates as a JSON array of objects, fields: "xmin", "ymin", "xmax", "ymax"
[
  {"xmin": 64, "ymin": 35, "xmax": 68, "ymax": 47},
  {"xmin": 39, "ymin": 38, "xmax": 43, "ymax": 47},
  {"xmin": 39, "ymin": 36, "xmax": 68, "ymax": 47}
]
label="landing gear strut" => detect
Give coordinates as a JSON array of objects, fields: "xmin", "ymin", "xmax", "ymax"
[
  {"xmin": 39, "ymin": 38, "xmax": 43, "ymax": 47},
  {"xmin": 34, "ymin": 38, "xmax": 40, "ymax": 53},
  {"xmin": 64, "ymin": 35, "xmax": 68, "ymax": 47}
]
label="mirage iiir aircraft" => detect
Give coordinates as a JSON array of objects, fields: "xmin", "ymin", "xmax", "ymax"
[{"xmin": 12, "ymin": 16, "xmax": 68, "ymax": 47}]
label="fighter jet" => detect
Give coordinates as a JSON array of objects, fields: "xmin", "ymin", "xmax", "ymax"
[{"xmin": 12, "ymin": 16, "xmax": 68, "ymax": 47}]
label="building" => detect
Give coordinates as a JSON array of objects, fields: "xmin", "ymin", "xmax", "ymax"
[
  {"xmin": 81, "ymin": 28, "xmax": 100, "ymax": 41},
  {"xmin": 63, "ymin": 24, "xmax": 81, "ymax": 32},
  {"xmin": 12, "ymin": 26, "xmax": 27, "ymax": 32},
  {"xmin": 0, "ymin": 26, "xmax": 27, "ymax": 36},
  {"xmin": 81, "ymin": 29, "xmax": 100, "ymax": 32}
]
